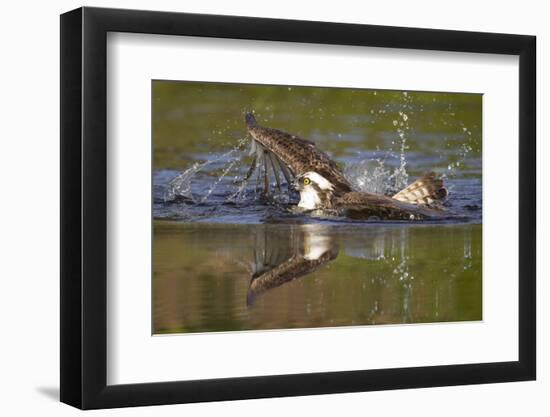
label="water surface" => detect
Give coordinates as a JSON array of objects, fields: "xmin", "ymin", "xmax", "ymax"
[{"xmin": 154, "ymin": 222, "xmax": 481, "ymax": 333}]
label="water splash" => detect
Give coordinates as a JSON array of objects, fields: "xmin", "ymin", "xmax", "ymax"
[
  {"xmin": 445, "ymin": 142, "xmax": 474, "ymax": 178},
  {"xmin": 164, "ymin": 137, "xmax": 247, "ymax": 202},
  {"xmin": 227, "ymin": 174, "xmax": 251, "ymax": 202},
  {"xmin": 165, "ymin": 135, "xmax": 295, "ymax": 207},
  {"xmin": 345, "ymin": 93, "xmax": 413, "ymax": 195},
  {"xmin": 200, "ymin": 158, "xmax": 240, "ymax": 203},
  {"xmin": 345, "ymin": 158, "xmax": 392, "ymax": 194},
  {"xmin": 392, "ymin": 94, "xmax": 414, "ymax": 187},
  {"xmin": 228, "ymin": 146, "xmax": 267, "ymax": 203},
  {"xmin": 164, "ymin": 162, "xmax": 200, "ymax": 202}
]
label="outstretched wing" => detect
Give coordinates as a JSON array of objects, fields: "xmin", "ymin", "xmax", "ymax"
[
  {"xmin": 336, "ymin": 191, "xmax": 445, "ymax": 220},
  {"xmin": 392, "ymin": 172, "xmax": 448, "ymax": 205},
  {"xmin": 245, "ymin": 112, "xmax": 352, "ymax": 194}
]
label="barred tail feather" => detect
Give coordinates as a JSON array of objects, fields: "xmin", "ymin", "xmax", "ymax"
[{"xmin": 392, "ymin": 172, "xmax": 448, "ymax": 205}]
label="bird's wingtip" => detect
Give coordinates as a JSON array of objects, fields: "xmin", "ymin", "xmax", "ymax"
[{"xmin": 245, "ymin": 111, "xmax": 257, "ymax": 127}]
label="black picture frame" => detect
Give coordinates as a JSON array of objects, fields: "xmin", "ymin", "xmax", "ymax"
[{"xmin": 60, "ymin": 6, "xmax": 536, "ymax": 410}]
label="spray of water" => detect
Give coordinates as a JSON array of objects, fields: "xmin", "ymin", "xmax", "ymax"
[
  {"xmin": 389, "ymin": 109, "xmax": 411, "ymax": 191},
  {"xmin": 200, "ymin": 158, "xmax": 240, "ymax": 203},
  {"xmin": 345, "ymin": 92, "xmax": 412, "ymax": 195},
  {"xmin": 446, "ymin": 142, "xmax": 474, "ymax": 177},
  {"xmin": 227, "ymin": 175, "xmax": 251, "ymax": 203},
  {"xmin": 345, "ymin": 159, "xmax": 391, "ymax": 194},
  {"xmin": 164, "ymin": 137, "xmax": 247, "ymax": 202}
]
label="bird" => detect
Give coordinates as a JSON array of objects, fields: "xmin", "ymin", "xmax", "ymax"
[{"xmin": 244, "ymin": 112, "xmax": 448, "ymax": 220}]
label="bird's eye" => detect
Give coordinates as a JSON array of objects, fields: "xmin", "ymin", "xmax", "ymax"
[{"xmin": 303, "ymin": 177, "xmax": 311, "ymax": 185}]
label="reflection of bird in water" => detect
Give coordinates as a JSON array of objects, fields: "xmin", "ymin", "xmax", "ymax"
[
  {"xmin": 245, "ymin": 112, "xmax": 448, "ymax": 220},
  {"xmin": 247, "ymin": 225, "xmax": 338, "ymax": 306}
]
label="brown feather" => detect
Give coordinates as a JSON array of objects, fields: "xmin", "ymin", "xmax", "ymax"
[
  {"xmin": 335, "ymin": 191, "xmax": 445, "ymax": 220},
  {"xmin": 392, "ymin": 172, "xmax": 448, "ymax": 205},
  {"xmin": 245, "ymin": 113, "xmax": 352, "ymax": 195}
]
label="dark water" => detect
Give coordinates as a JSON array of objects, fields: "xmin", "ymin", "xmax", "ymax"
[{"xmin": 152, "ymin": 81, "xmax": 482, "ymax": 334}]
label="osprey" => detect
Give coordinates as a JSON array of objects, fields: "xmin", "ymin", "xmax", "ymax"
[{"xmin": 245, "ymin": 112, "xmax": 448, "ymax": 220}]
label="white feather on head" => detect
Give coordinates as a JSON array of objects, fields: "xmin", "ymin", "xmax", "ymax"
[
  {"xmin": 297, "ymin": 171, "xmax": 334, "ymax": 210},
  {"xmin": 302, "ymin": 172, "xmax": 334, "ymax": 191}
]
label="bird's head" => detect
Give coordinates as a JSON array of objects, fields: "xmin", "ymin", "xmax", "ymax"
[{"xmin": 294, "ymin": 172, "xmax": 335, "ymax": 210}]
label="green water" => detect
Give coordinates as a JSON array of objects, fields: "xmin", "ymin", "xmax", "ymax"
[
  {"xmin": 152, "ymin": 80, "xmax": 482, "ymax": 334},
  {"xmin": 153, "ymin": 222, "xmax": 481, "ymax": 333},
  {"xmin": 153, "ymin": 81, "xmax": 481, "ymax": 175}
]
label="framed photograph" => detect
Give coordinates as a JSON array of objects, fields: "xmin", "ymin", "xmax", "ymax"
[{"xmin": 60, "ymin": 6, "xmax": 536, "ymax": 409}]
